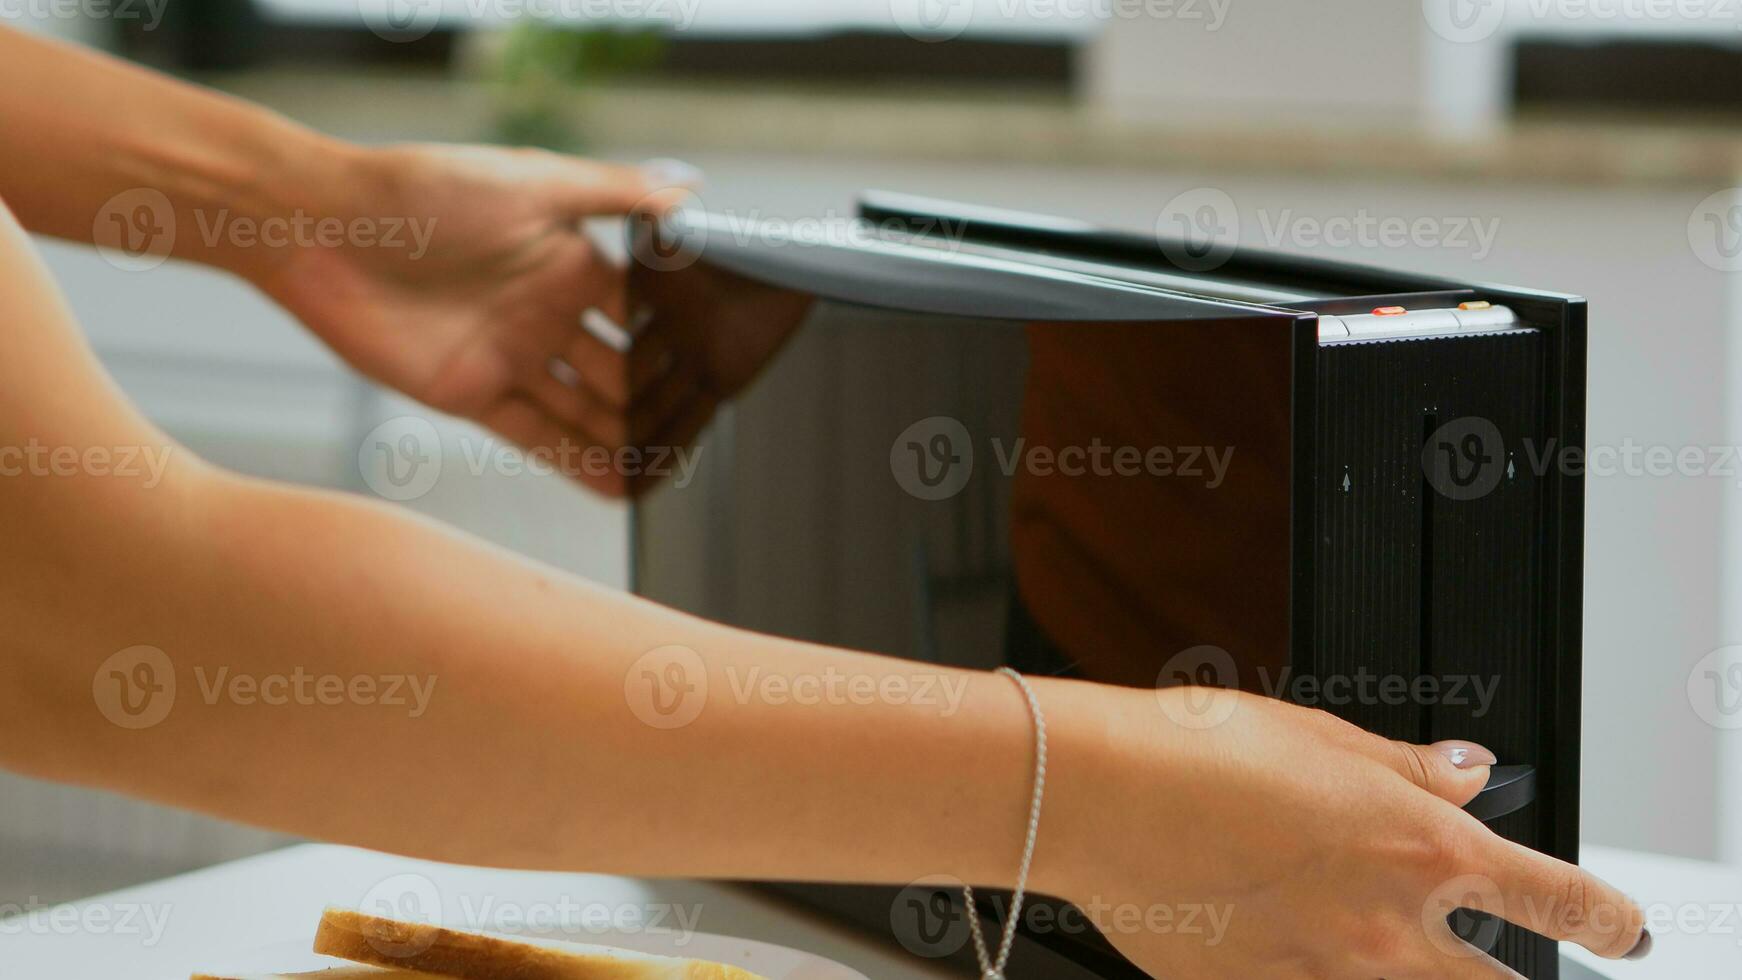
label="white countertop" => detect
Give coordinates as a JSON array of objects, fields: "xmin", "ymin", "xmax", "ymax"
[
  {"xmin": 0, "ymin": 844, "xmax": 956, "ymax": 980},
  {"xmin": 3, "ymin": 843, "xmax": 1736, "ymax": 978}
]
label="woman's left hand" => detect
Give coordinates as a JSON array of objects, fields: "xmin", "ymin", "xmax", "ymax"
[{"xmin": 260, "ymin": 143, "xmax": 695, "ymax": 496}]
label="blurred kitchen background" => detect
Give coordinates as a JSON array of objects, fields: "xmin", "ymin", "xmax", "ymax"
[{"xmin": 4, "ymin": 0, "xmax": 1742, "ymax": 909}]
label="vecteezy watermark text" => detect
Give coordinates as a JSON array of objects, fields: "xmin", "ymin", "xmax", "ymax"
[
  {"xmin": 890, "ymin": 416, "xmax": 1236, "ymax": 502},
  {"xmin": 361, "ymin": 0, "xmax": 704, "ymax": 42},
  {"xmin": 891, "ymin": 0, "xmax": 1231, "ymax": 42},
  {"xmin": 192, "ymin": 666, "xmax": 437, "ymax": 718},
  {"xmin": 192, "ymin": 210, "xmax": 436, "ymax": 260},
  {"xmin": 1153, "ymin": 645, "xmax": 1503, "ymax": 730},
  {"xmin": 0, "ymin": 441, "xmax": 173, "ymax": 488},
  {"xmin": 1256, "ymin": 208, "xmax": 1501, "ymax": 261},
  {"xmin": 1420, "ymin": 415, "xmax": 1742, "ymax": 501},
  {"xmin": 1256, "ymin": 666, "xmax": 1501, "ymax": 717},
  {"xmin": 92, "ymin": 646, "xmax": 438, "ymax": 731},
  {"xmin": 1427, "ymin": 0, "xmax": 1742, "ymax": 45},
  {"xmin": 93, "ymin": 188, "xmax": 438, "ymax": 273},
  {"xmin": 355, "ymin": 872, "xmax": 708, "ymax": 952},
  {"xmin": 1153, "ymin": 188, "xmax": 1504, "ymax": 272},
  {"xmin": 0, "ymin": 0, "xmax": 167, "ymax": 29},
  {"xmin": 0, "ymin": 899, "xmax": 172, "ymax": 946},
  {"xmin": 724, "ymin": 665, "xmax": 969, "ymax": 716},
  {"xmin": 890, "ymin": 875, "xmax": 1233, "ymax": 959},
  {"xmin": 623, "ymin": 646, "xmax": 972, "ymax": 730},
  {"xmin": 358, "ymin": 416, "xmax": 705, "ymax": 502},
  {"xmin": 631, "ymin": 202, "xmax": 971, "ymax": 273}
]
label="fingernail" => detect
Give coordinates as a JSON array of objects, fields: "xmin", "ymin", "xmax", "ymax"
[
  {"xmin": 1625, "ymin": 928, "xmax": 1653, "ymax": 960},
  {"xmin": 1433, "ymin": 741, "xmax": 1498, "ymax": 769},
  {"xmin": 640, "ymin": 158, "xmax": 704, "ymax": 189},
  {"xmin": 581, "ymin": 307, "xmax": 632, "ymax": 354}
]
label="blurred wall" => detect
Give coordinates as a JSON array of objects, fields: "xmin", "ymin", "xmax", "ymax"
[{"xmin": 1087, "ymin": 0, "xmax": 1433, "ymax": 127}]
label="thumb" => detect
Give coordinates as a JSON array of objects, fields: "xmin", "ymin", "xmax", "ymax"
[
  {"xmin": 1385, "ymin": 739, "xmax": 1497, "ymax": 807},
  {"xmin": 549, "ymin": 158, "xmax": 703, "ymax": 219}
]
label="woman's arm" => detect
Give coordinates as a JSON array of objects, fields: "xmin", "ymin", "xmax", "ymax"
[
  {"xmin": 0, "ymin": 28, "xmax": 690, "ymax": 496},
  {"xmin": 0, "ymin": 27, "xmax": 348, "ymax": 280}
]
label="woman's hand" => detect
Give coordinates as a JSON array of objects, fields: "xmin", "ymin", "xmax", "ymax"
[
  {"xmin": 0, "ymin": 30, "xmax": 701, "ymax": 496},
  {"xmin": 1046, "ymin": 686, "xmax": 1648, "ymax": 979},
  {"xmin": 259, "ymin": 144, "xmax": 695, "ymax": 496}
]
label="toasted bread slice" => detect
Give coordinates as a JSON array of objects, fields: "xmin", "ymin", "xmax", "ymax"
[
  {"xmin": 314, "ymin": 908, "xmax": 769, "ymax": 980},
  {"xmin": 194, "ymin": 970, "xmax": 435, "ymax": 979}
]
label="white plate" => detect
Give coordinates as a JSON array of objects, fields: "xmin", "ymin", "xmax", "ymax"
[{"xmin": 191, "ymin": 927, "xmax": 868, "ymax": 980}]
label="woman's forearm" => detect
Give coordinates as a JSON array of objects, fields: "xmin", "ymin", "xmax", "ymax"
[
  {"xmin": 0, "ymin": 27, "xmax": 352, "ymax": 280},
  {"xmin": 12, "ymin": 463, "xmax": 1111, "ymax": 900}
]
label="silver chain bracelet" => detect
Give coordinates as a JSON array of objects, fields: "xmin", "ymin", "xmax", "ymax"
[{"xmin": 961, "ymin": 667, "xmax": 1049, "ymax": 980}]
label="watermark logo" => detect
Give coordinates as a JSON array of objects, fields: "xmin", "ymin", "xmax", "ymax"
[
  {"xmin": 629, "ymin": 190, "xmax": 710, "ymax": 272},
  {"xmin": 1154, "ymin": 644, "xmax": 1241, "ymax": 730},
  {"xmin": 92, "ymin": 645, "xmax": 176, "ymax": 730},
  {"xmin": 353, "ymin": 880, "xmax": 707, "ymax": 946},
  {"xmin": 1690, "ymin": 188, "xmax": 1742, "ymax": 272},
  {"xmin": 359, "ymin": 418, "xmax": 705, "ymax": 501},
  {"xmin": 1419, "ymin": 420, "xmax": 1742, "ymax": 500},
  {"xmin": 358, "ymin": 873, "xmax": 444, "ymax": 959},
  {"xmin": 631, "ymin": 200, "xmax": 972, "ymax": 274},
  {"xmin": 1422, "ymin": 416, "xmax": 1507, "ymax": 501},
  {"xmin": 1434, "ymin": 0, "xmax": 1742, "ymax": 45},
  {"xmin": 1689, "ymin": 645, "xmax": 1742, "ymax": 730},
  {"xmin": 889, "ymin": 879, "xmax": 1234, "ymax": 956},
  {"xmin": 360, "ymin": 416, "xmax": 444, "ymax": 502},
  {"xmin": 890, "ymin": 876, "xmax": 972, "ymax": 958},
  {"xmin": 1423, "ymin": 874, "xmax": 1506, "ymax": 957},
  {"xmin": 360, "ymin": 0, "xmax": 442, "ymax": 41},
  {"xmin": 94, "ymin": 189, "xmax": 175, "ymax": 273},
  {"xmin": 1156, "ymin": 187, "xmax": 1239, "ymax": 273},
  {"xmin": 890, "ymin": 0, "xmax": 974, "ymax": 41},
  {"xmin": 1422, "ymin": 0, "xmax": 1507, "ymax": 43},
  {"xmin": 891, "ymin": 416, "xmax": 975, "ymax": 501},
  {"xmin": 625, "ymin": 644, "xmax": 709, "ymax": 730},
  {"xmin": 891, "ymin": 418, "xmax": 1230, "ymax": 501},
  {"xmin": 95, "ymin": 190, "xmax": 435, "ymax": 269}
]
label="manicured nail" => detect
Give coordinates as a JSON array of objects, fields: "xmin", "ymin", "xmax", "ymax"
[
  {"xmin": 1433, "ymin": 741, "xmax": 1497, "ymax": 769},
  {"xmin": 640, "ymin": 158, "xmax": 704, "ymax": 189},
  {"xmin": 1625, "ymin": 928, "xmax": 1653, "ymax": 960}
]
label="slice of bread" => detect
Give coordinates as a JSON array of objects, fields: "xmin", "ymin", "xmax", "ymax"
[
  {"xmin": 314, "ymin": 908, "xmax": 769, "ymax": 980},
  {"xmin": 194, "ymin": 970, "xmax": 436, "ymax": 979}
]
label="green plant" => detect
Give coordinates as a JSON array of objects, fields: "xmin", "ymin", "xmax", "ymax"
[{"xmin": 491, "ymin": 22, "xmax": 666, "ymax": 149}]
